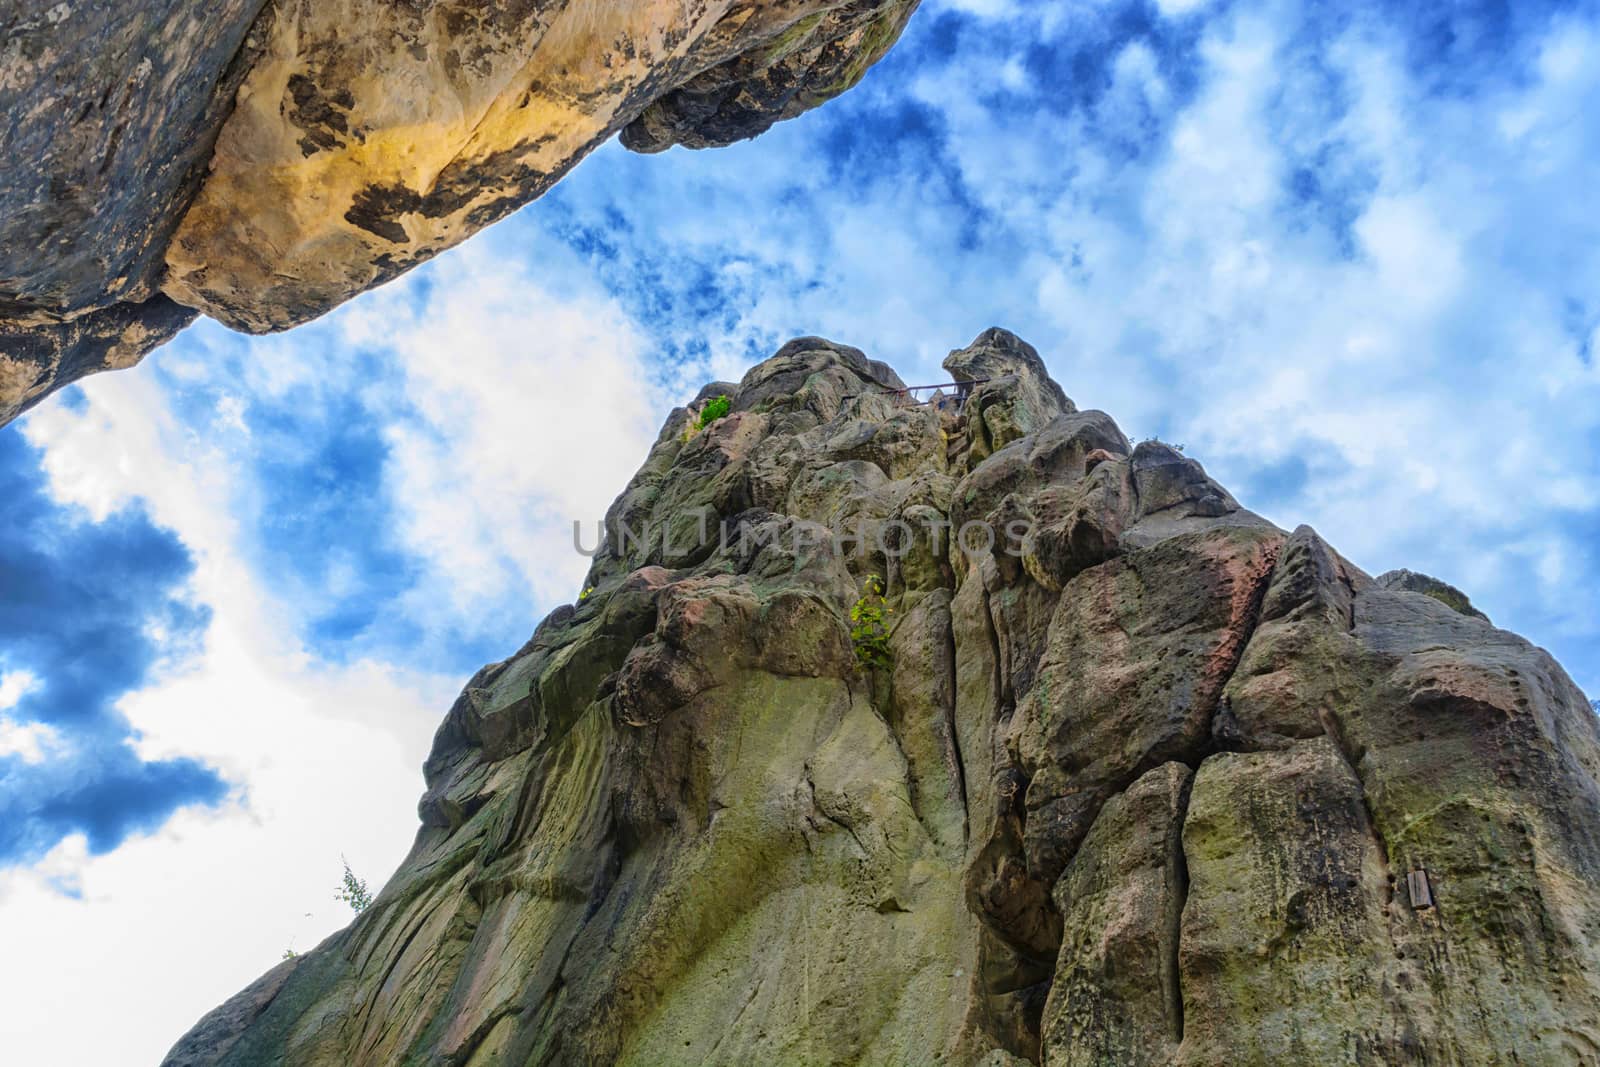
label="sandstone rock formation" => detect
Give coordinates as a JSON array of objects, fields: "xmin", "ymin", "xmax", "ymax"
[
  {"xmin": 165, "ymin": 330, "xmax": 1600, "ymax": 1065},
  {"xmin": 0, "ymin": 0, "xmax": 919, "ymax": 426},
  {"xmin": 1376, "ymin": 568, "xmax": 1490, "ymax": 623}
]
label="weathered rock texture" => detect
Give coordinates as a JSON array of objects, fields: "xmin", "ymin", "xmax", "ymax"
[
  {"xmin": 0, "ymin": 1, "xmax": 268, "ymax": 318},
  {"xmin": 0, "ymin": 0, "xmax": 918, "ymax": 426},
  {"xmin": 1377, "ymin": 568, "xmax": 1490, "ymax": 623},
  {"xmin": 166, "ymin": 330, "xmax": 1600, "ymax": 1065}
]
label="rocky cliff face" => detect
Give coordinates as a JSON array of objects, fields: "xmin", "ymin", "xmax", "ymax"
[
  {"xmin": 0, "ymin": 0, "xmax": 918, "ymax": 426},
  {"xmin": 165, "ymin": 330, "xmax": 1600, "ymax": 1066}
]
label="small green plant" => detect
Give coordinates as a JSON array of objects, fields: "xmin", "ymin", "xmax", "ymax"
[
  {"xmin": 282, "ymin": 948, "xmax": 300, "ymax": 961},
  {"xmin": 335, "ymin": 858, "xmax": 373, "ymax": 914},
  {"xmin": 696, "ymin": 394, "xmax": 731, "ymax": 430},
  {"xmin": 849, "ymin": 575, "xmax": 894, "ymax": 671},
  {"xmin": 1136, "ymin": 436, "xmax": 1184, "ymax": 453}
]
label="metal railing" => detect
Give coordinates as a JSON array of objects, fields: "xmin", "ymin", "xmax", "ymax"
[{"xmin": 846, "ymin": 378, "xmax": 992, "ymax": 409}]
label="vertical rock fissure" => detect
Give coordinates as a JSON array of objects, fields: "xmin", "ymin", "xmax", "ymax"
[
  {"xmin": 351, "ymin": 908, "xmax": 440, "ymax": 1051},
  {"xmin": 703, "ymin": 977, "xmax": 767, "ymax": 1064},
  {"xmin": 978, "ymin": 582, "xmax": 1009, "ymax": 713},
  {"xmin": 1166, "ymin": 771, "xmax": 1196, "ymax": 1046},
  {"xmin": 505, "ymin": 918, "xmax": 589, "ymax": 1065},
  {"xmin": 445, "ymin": 1001, "xmax": 523, "ymax": 1067},
  {"xmin": 1339, "ymin": 571, "xmax": 1360, "ymax": 632},
  {"xmin": 1109, "ymin": 542, "xmax": 1281, "ymax": 798},
  {"xmin": 944, "ymin": 599, "xmax": 971, "ymax": 842},
  {"xmin": 962, "ymin": 399, "xmax": 992, "ymax": 461},
  {"xmin": 878, "ymin": 650, "xmax": 930, "ymax": 837},
  {"xmin": 1318, "ymin": 707, "xmax": 1396, "ymax": 910},
  {"xmin": 1200, "ymin": 541, "xmax": 1282, "ymax": 747},
  {"xmin": 1146, "ymin": 544, "xmax": 1283, "ymax": 1055},
  {"xmin": 970, "ymin": 574, "xmax": 1058, "ymax": 1063}
]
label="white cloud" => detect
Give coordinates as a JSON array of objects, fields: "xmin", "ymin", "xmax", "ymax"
[
  {"xmin": 1353, "ymin": 194, "xmax": 1463, "ymax": 312},
  {"xmin": 0, "ymin": 721, "xmax": 59, "ymax": 765},
  {"xmin": 0, "ymin": 670, "xmax": 58, "ymax": 764},
  {"xmin": 6, "ymin": 360, "xmax": 455, "ymax": 1065},
  {"xmin": 0, "ymin": 668, "xmax": 37, "ymax": 711},
  {"xmin": 340, "ymin": 242, "xmax": 663, "ymax": 615},
  {"xmin": 927, "ymin": 0, "xmax": 1019, "ymax": 18}
]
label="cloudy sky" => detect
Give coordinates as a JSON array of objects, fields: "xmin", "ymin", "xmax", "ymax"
[{"xmin": 4, "ymin": 0, "xmax": 1599, "ymax": 1060}]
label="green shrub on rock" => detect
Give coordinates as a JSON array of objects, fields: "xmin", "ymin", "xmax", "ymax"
[
  {"xmin": 696, "ymin": 394, "xmax": 732, "ymax": 430},
  {"xmin": 849, "ymin": 575, "xmax": 893, "ymax": 671},
  {"xmin": 335, "ymin": 858, "xmax": 373, "ymax": 913}
]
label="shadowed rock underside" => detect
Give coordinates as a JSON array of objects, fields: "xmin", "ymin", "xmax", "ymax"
[
  {"xmin": 0, "ymin": 0, "xmax": 919, "ymax": 426},
  {"xmin": 165, "ymin": 330, "xmax": 1600, "ymax": 1066}
]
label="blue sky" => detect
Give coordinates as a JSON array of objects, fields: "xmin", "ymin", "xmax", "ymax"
[
  {"xmin": 0, "ymin": 432, "xmax": 221, "ymax": 867},
  {"xmin": 3, "ymin": 0, "xmax": 1599, "ymax": 1060}
]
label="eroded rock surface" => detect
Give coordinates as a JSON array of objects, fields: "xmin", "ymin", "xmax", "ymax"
[
  {"xmin": 165, "ymin": 331, "xmax": 1600, "ymax": 1066},
  {"xmin": 0, "ymin": 294, "xmax": 199, "ymax": 421},
  {"xmin": 0, "ymin": 0, "xmax": 919, "ymax": 426},
  {"xmin": 0, "ymin": 0, "xmax": 268, "ymax": 318}
]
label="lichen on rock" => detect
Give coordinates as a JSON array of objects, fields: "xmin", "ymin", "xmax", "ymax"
[{"xmin": 165, "ymin": 330, "xmax": 1600, "ymax": 1066}]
